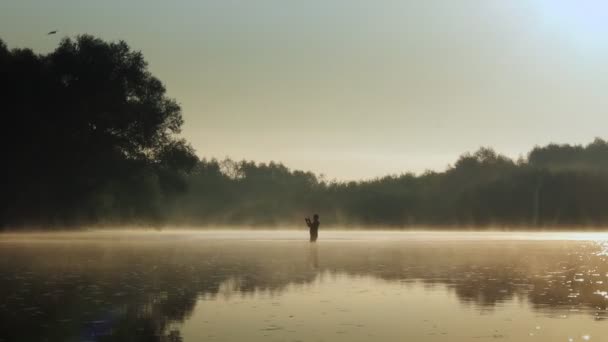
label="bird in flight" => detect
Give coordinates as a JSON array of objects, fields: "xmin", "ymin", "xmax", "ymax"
[{"xmin": 47, "ymin": 30, "xmax": 58, "ymax": 35}]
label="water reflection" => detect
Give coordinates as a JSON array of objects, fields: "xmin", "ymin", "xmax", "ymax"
[{"xmin": 1, "ymin": 232, "xmax": 608, "ymax": 341}]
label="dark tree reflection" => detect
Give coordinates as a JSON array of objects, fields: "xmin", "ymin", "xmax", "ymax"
[{"xmin": 2, "ymin": 238, "xmax": 608, "ymax": 341}]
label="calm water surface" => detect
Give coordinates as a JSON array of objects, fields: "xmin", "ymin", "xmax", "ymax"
[{"xmin": 2, "ymin": 230, "xmax": 608, "ymax": 342}]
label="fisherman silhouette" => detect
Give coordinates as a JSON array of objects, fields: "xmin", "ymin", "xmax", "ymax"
[{"xmin": 305, "ymin": 214, "xmax": 320, "ymax": 242}]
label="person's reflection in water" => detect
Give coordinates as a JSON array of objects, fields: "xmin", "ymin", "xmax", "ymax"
[
  {"xmin": 305, "ymin": 214, "xmax": 320, "ymax": 242},
  {"xmin": 308, "ymin": 243, "xmax": 319, "ymax": 269}
]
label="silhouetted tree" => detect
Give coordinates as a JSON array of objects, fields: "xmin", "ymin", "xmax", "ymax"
[{"xmin": 0, "ymin": 35, "xmax": 196, "ymax": 227}]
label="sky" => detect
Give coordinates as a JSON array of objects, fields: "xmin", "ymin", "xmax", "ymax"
[{"xmin": 2, "ymin": 0, "xmax": 608, "ymax": 180}]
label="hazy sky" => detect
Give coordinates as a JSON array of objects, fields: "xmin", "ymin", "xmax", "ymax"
[{"xmin": 3, "ymin": 1, "xmax": 608, "ymax": 180}]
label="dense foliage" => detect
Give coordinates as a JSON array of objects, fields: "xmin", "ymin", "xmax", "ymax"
[
  {"xmin": 170, "ymin": 139, "xmax": 608, "ymax": 228},
  {"xmin": 0, "ymin": 36, "xmax": 197, "ymax": 227},
  {"xmin": 3, "ymin": 36, "xmax": 608, "ymax": 229}
]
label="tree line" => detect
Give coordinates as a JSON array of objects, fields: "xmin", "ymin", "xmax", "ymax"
[
  {"xmin": 171, "ymin": 141, "xmax": 608, "ymax": 228},
  {"xmin": 3, "ymin": 35, "xmax": 608, "ymax": 229}
]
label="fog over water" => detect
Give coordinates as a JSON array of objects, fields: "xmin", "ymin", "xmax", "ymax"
[{"xmin": 2, "ymin": 230, "xmax": 608, "ymax": 341}]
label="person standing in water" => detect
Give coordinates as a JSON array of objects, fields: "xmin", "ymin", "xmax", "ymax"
[{"xmin": 305, "ymin": 214, "xmax": 320, "ymax": 242}]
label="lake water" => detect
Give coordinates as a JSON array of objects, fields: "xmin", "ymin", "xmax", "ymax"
[{"xmin": 2, "ymin": 230, "xmax": 608, "ymax": 342}]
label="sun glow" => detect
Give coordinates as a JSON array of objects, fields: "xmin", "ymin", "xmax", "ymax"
[{"xmin": 534, "ymin": 0, "xmax": 608, "ymax": 51}]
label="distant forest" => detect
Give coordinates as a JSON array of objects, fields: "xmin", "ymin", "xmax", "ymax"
[{"xmin": 3, "ymin": 35, "xmax": 608, "ymax": 229}]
